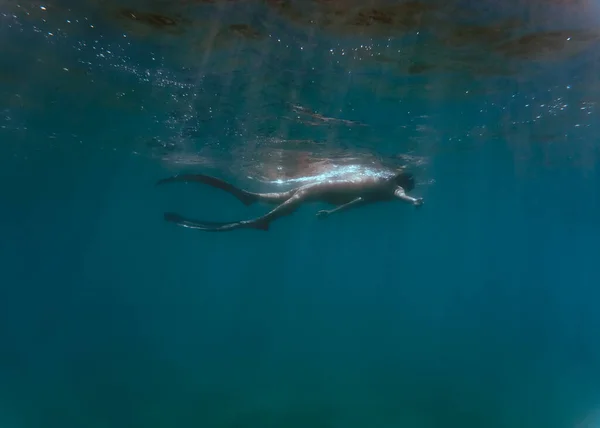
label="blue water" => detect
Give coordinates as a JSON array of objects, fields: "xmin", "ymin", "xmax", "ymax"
[{"xmin": 2, "ymin": 1, "xmax": 600, "ymax": 427}]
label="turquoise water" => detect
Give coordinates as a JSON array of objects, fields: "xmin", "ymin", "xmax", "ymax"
[{"xmin": 1, "ymin": 0, "xmax": 600, "ymax": 427}]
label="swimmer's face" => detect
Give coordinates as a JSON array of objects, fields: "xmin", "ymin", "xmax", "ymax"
[{"xmin": 395, "ymin": 172, "xmax": 415, "ymax": 192}]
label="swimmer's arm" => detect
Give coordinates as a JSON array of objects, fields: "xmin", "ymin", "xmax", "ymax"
[
  {"xmin": 316, "ymin": 197, "xmax": 365, "ymax": 218},
  {"xmin": 394, "ymin": 187, "xmax": 423, "ymax": 207}
]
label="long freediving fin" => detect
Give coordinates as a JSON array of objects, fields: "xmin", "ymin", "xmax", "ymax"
[
  {"xmin": 156, "ymin": 174, "xmax": 258, "ymax": 206},
  {"xmin": 163, "ymin": 212, "xmax": 269, "ymax": 232}
]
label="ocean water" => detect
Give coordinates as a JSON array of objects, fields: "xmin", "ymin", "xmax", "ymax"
[{"xmin": 1, "ymin": 0, "xmax": 600, "ymax": 427}]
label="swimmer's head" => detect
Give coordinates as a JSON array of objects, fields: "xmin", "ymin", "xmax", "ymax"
[{"xmin": 394, "ymin": 171, "xmax": 415, "ymax": 192}]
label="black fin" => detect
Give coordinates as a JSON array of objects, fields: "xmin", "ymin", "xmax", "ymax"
[
  {"xmin": 156, "ymin": 174, "xmax": 257, "ymax": 206},
  {"xmin": 164, "ymin": 212, "xmax": 269, "ymax": 232},
  {"xmin": 255, "ymin": 221, "xmax": 269, "ymax": 231}
]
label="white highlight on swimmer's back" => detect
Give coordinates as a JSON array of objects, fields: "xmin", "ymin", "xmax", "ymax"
[{"xmin": 255, "ymin": 165, "xmax": 398, "ymax": 186}]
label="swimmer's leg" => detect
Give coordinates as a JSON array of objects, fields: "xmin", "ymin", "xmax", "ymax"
[
  {"xmin": 394, "ymin": 187, "xmax": 423, "ymax": 207},
  {"xmin": 156, "ymin": 173, "xmax": 294, "ymax": 205},
  {"xmin": 164, "ymin": 190, "xmax": 309, "ymax": 232},
  {"xmin": 316, "ymin": 197, "xmax": 367, "ymax": 218}
]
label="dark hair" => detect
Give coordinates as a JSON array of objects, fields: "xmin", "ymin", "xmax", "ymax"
[{"xmin": 394, "ymin": 172, "xmax": 415, "ymax": 192}]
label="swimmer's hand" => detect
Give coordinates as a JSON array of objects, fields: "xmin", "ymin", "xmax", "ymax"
[
  {"xmin": 316, "ymin": 210, "xmax": 330, "ymax": 219},
  {"xmin": 413, "ymin": 197, "xmax": 424, "ymax": 208}
]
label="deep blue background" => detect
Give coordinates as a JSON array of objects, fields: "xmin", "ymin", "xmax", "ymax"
[{"xmin": 1, "ymin": 1, "xmax": 600, "ymax": 427}]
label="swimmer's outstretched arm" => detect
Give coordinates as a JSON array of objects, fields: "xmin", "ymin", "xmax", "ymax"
[
  {"xmin": 316, "ymin": 197, "xmax": 366, "ymax": 218},
  {"xmin": 394, "ymin": 187, "xmax": 423, "ymax": 207}
]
